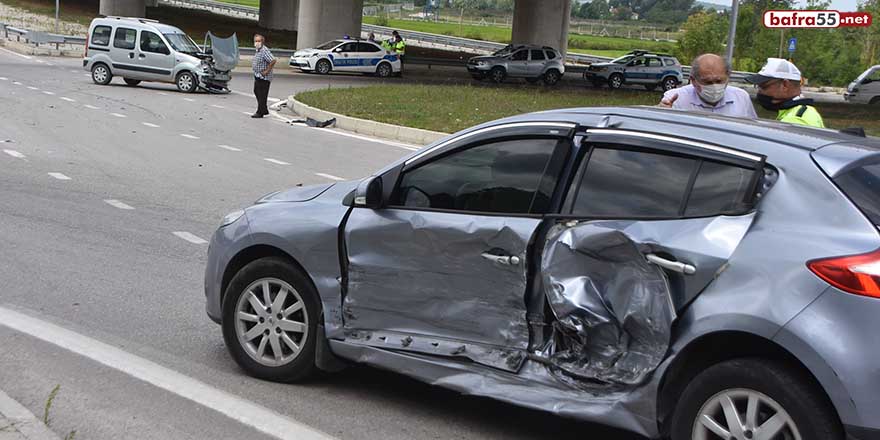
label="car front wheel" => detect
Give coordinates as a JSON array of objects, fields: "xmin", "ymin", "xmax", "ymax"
[
  {"xmin": 316, "ymin": 59, "xmax": 332, "ymax": 75},
  {"xmin": 176, "ymin": 71, "xmax": 197, "ymax": 93},
  {"xmin": 670, "ymin": 358, "xmax": 843, "ymax": 440},
  {"xmin": 221, "ymin": 257, "xmax": 319, "ymax": 382}
]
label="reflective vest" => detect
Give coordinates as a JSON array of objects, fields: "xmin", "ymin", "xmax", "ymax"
[
  {"xmin": 390, "ymin": 39, "xmax": 406, "ymax": 56},
  {"xmin": 777, "ymin": 104, "xmax": 825, "ymax": 128}
]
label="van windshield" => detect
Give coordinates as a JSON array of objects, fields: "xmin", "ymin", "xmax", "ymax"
[
  {"xmin": 163, "ymin": 33, "xmax": 200, "ymax": 54},
  {"xmin": 856, "ymin": 67, "xmax": 879, "ymax": 83}
]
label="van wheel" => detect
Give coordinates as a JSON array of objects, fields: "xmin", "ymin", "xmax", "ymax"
[
  {"xmin": 123, "ymin": 78, "xmax": 141, "ymax": 86},
  {"xmin": 670, "ymin": 358, "xmax": 843, "ymax": 440},
  {"xmin": 609, "ymin": 73, "xmax": 624, "ymax": 89},
  {"xmin": 376, "ymin": 62, "xmax": 393, "ymax": 78},
  {"xmin": 489, "ymin": 67, "xmax": 506, "ymax": 84},
  {"xmin": 662, "ymin": 76, "xmax": 679, "ymax": 92},
  {"xmin": 91, "ymin": 63, "xmax": 112, "ymax": 85},
  {"xmin": 316, "ymin": 59, "xmax": 332, "ymax": 75},
  {"xmin": 176, "ymin": 71, "xmax": 197, "ymax": 93}
]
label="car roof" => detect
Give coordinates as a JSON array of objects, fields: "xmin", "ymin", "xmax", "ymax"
[{"xmin": 92, "ymin": 17, "xmax": 184, "ymax": 34}]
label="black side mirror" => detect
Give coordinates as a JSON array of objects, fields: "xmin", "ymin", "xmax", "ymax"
[{"xmin": 354, "ymin": 176, "xmax": 383, "ymax": 209}]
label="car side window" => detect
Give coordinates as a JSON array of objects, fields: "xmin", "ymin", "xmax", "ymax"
[
  {"xmin": 113, "ymin": 27, "xmax": 137, "ymax": 50},
  {"xmin": 647, "ymin": 58, "xmax": 662, "ymax": 67},
  {"xmin": 664, "ymin": 58, "xmax": 676, "ymax": 66},
  {"xmin": 359, "ymin": 43, "xmax": 381, "ymax": 52},
  {"xmin": 91, "ymin": 25, "xmax": 112, "ymax": 46},
  {"xmin": 340, "ymin": 42, "xmax": 358, "ymax": 52},
  {"xmin": 139, "ymin": 31, "xmax": 169, "ymax": 55},
  {"xmin": 393, "ymin": 138, "xmax": 565, "ymax": 215},
  {"xmin": 545, "ymin": 50, "xmax": 557, "ymax": 60},
  {"xmin": 531, "ymin": 50, "xmax": 546, "ymax": 61},
  {"xmin": 685, "ymin": 161, "xmax": 754, "ymax": 216},
  {"xmin": 629, "ymin": 58, "xmax": 645, "ymax": 67},
  {"xmin": 511, "ymin": 50, "xmax": 528, "ymax": 61}
]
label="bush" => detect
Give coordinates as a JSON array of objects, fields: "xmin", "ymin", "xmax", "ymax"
[{"xmin": 374, "ymin": 14, "xmax": 389, "ymax": 27}]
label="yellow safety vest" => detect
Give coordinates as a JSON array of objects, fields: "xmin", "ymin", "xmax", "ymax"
[{"xmin": 777, "ymin": 104, "xmax": 825, "ymax": 128}]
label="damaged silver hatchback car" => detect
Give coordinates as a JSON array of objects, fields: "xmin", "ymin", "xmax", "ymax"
[{"xmin": 205, "ymin": 107, "xmax": 880, "ymax": 440}]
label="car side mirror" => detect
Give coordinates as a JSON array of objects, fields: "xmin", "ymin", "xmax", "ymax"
[
  {"xmin": 334, "ymin": 48, "xmax": 343, "ymax": 53},
  {"xmin": 354, "ymin": 176, "xmax": 383, "ymax": 209}
]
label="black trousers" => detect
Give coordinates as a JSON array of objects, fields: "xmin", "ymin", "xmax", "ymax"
[{"xmin": 253, "ymin": 77, "xmax": 270, "ymax": 115}]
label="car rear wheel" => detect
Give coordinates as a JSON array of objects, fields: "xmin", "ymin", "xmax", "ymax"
[
  {"xmin": 316, "ymin": 59, "xmax": 332, "ymax": 75},
  {"xmin": 91, "ymin": 63, "xmax": 112, "ymax": 85},
  {"xmin": 542, "ymin": 69, "xmax": 561, "ymax": 86},
  {"xmin": 662, "ymin": 76, "xmax": 679, "ymax": 92},
  {"xmin": 123, "ymin": 78, "xmax": 141, "ymax": 86},
  {"xmin": 176, "ymin": 71, "xmax": 196, "ymax": 93},
  {"xmin": 670, "ymin": 358, "xmax": 843, "ymax": 440},
  {"xmin": 609, "ymin": 73, "xmax": 624, "ymax": 89},
  {"xmin": 222, "ymin": 257, "xmax": 319, "ymax": 382},
  {"xmin": 376, "ymin": 62, "xmax": 393, "ymax": 78},
  {"xmin": 489, "ymin": 66, "xmax": 506, "ymax": 84}
]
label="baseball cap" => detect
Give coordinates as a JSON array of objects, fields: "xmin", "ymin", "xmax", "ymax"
[{"xmin": 746, "ymin": 58, "xmax": 802, "ymax": 85}]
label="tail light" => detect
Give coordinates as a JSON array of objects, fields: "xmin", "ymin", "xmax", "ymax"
[{"xmin": 808, "ymin": 249, "xmax": 880, "ymax": 298}]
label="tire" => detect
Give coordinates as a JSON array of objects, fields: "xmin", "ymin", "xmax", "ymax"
[
  {"xmin": 176, "ymin": 71, "xmax": 196, "ymax": 93},
  {"xmin": 123, "ymin": 78, "xmax": 141, "ymax": 86},
  {"xmin": 316, "ymin": 59, "xmax": 332, "ymax": 75},
  {"xmin": 670, "ymin": 358, "xmax": 843, "ymax": 440},
  {"xmin": 662, "ymin": 76, "xmax": 679, "ymax": 92},
  {"xmin": 91, "ymin": 63, "xmax": 112, "ymax": 85},
  {"xmin": 489, "ymin": 66, "xmax": 506, "ymax": 84},
  {"xmin": 609, "ymin": 73, "xmax": 624, "ymax": 89},
  {"xmin": 222, "ymin": 257, "xmax": 320, "ymax": 382},
  {"xmin": 376, "ymin": 62, "xmax": 393, "ymax": 78},
  {"xmin": 542, "ymin": 69, "xmax": 561, "ymax": 86}
]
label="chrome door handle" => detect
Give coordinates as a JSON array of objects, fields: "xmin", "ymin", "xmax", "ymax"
[
  {"xmin": 481, "ymin": 253, "xmax": 521, "ymax": 266},
  {"xmin": 646, "ymin": 254, "xmax": 696, "ymax": 275}
]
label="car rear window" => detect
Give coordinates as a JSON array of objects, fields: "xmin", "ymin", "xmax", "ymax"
[
  {"xmin": 664, "ymin": 58, "xmax": 676, "ymax": 66},
  {"xmin": 834, "ymin": 162, "xmax": 880, "ymax": 224},
  {"xmin": 91, "ymin": 25, "xmax": 111, "ymax": 46},
  {"xmin": 545, "ymin": 50, "xmax": 557, "ymax": 60}
]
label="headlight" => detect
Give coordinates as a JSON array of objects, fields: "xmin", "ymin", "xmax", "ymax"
[
  {"xmin": 220, "ymin": 209, "xmax": 245, "ymax": 227},
  {"xmin": 477, "ymin": 61, "xmax": 487, "ymax": 66}
]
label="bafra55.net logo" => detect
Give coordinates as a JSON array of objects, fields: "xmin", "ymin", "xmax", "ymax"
[{"xmin": 764, "ymin": 10, "xmax": 873, "ymax": 28}]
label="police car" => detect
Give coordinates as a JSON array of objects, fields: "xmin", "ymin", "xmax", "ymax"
[
  {"xmin": 584, "ymin": 50, "xmax": 683, "ymax": 91},
  {"xmin": 289, "ymin": 39, "xmax": 401, "ymax": 77}
]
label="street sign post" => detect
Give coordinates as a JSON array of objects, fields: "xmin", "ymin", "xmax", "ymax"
[{"xmin": 788, "ymin": 37, "xmax": 797, "ymax": 56}]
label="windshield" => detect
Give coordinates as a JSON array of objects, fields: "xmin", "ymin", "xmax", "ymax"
[
  {"xmin": 611, "ymin": 55, "xmax": 635, "ymax": 64},
  {"xmin": 163, "ymin": 33, "xmax": 200, "ymax": 54},
  {"xmin": 856, "ymin": 67, "xmax": 879, "ymax": 83},
  {"xmin": 492, "ymin": 45, "xmax": 515, "ymax": 56},
  {"xmin": 316, "ymin": 40, "xmax": 343, "ymax": 50}
]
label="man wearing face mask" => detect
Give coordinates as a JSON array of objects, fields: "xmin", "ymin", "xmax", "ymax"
[
  {"xmin": 251, "ymin": 34, "xmax": 276, "ymax": 119},
  {"xmin": 660, "ymin": 54, "xmax": 757, "ymax": 119},
  {"xmin": 746, "ymin": 58, "xmax": 825, "ymax": 128}
]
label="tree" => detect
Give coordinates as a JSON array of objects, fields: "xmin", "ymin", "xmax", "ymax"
[
  {"xmin": 677, "ymin": 11, "xmax": 726, "ymax": 61},
  {"xmin": 579, "ymin": 0, "xmax": 611, "ymax": 19},
  {"xmin": 860, "ymin": 0, "xmax": 880, "ymax": 66}
]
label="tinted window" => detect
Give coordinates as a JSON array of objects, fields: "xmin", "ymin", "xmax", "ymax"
[
  {"xmin": 629, "ymin": 58, "xmax": 645, "ymax": 67},
  {"xmin": 114, "ymin": 27, "xmax": 137, "ymax": 50},
  {"xmin": 572, "ymin": 148, "xmax": 695, "ymax": 217},
  {"xmin": 545, "ymin": 50, "xmax": 557, "ymax": 60},
  {"xmin": 664, "ymin": 58, "xmax": 676, "ymax": 66},
  {"xmin": 531, "ymin": 50, "xmax": 546, "ymax": 61},
  {"xmin": 394, "ymin": 139, "xmax": 562, "ymax": 214},
  {"xmin": 359, "ymin": 42, "xmax": 382, "ymax": 52},
  {"xmin": 340, "ymin": 42, "xmax": 358, "ymax": 52},
  {"xmin": 511, "ymin": 50, "xmax": 528, "ymax": 61},
  {"xmin": 685, "ymin": 161, "xmax": 754, "ymax": 216},
  {"xmin": 91, "ymin": 25, "xmax": 111, "ymax": 46},
  {"xmin": 647, "ymin": 57, "xmax": 662, "ymax": 67},
  {"xmin": 140, "ymin": 31, "xmax": 169, "ymax": 54},
  {"xmin": 834, "ymin": 162, "xmax": 880, "ymax": 224}
]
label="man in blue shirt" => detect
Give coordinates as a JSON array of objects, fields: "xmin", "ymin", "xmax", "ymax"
[
  {"xmin": 659, "ymin": 54, "xmax": 757, "ymax": 119},
  {"xmin": 251, "ymin": 34, "xmax": 276, "ymax": 119}
]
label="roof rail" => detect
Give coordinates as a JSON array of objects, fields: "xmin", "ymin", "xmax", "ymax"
[{"xmin": 105, "ymin": 16, "xmax": 160, "ymax": 23}]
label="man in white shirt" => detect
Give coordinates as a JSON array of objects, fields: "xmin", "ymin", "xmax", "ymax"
[{"xmin": 659, "ymin": 54, "xmax": 757, "ymax": 119}]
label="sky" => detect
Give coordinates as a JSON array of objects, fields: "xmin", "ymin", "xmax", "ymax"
[{"xmin": 699, "ymin": 0, "xmax": 861, "ymax": 11}]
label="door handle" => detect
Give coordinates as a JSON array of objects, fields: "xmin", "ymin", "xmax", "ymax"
[
  {"xmin": 645, "ymin": 254, "xmax": 696, "ymax": 275},
  {"xmin": 128, "ymin": 52, "xmax": 134, "ymax": 59},
  {"xmin": 481, "ymin": 253, "xmax": 521, "ymax": 266},
  {"xmin": 138, "ymin": 54, "xmax": 146, "ymax": 59}
]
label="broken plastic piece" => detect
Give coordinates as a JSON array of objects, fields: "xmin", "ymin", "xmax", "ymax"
[{"xmin": 306, "ymin": 117, "xmax": 336, "ymax": 128}]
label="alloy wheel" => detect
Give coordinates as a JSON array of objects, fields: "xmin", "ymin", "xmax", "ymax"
[
  {"xmin": 664, "ymin": 78, "xmax": 678, "ymax": 91},
  {"xmin": 317, "ymin": 60, "xmax": 331, "ymax": 74},
  {"xmin": 610, "ymin": 74, "xmax": 623, "ymax": 89},
  {"xmin": 693, "ymin": 389, "xmax": 802, "ymax": 440},
  {"xmin": 234, "ymin": 277, "xmax": 309, "ymax": 368}
]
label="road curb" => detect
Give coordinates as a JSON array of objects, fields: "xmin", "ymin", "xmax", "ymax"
[
  {"xmin": 287, "ymin": 95, "xmax": 448, "ymax": 146},
  {"xmin": 0, "ymin": 390, "xmax": 61, "ymax": 440}
]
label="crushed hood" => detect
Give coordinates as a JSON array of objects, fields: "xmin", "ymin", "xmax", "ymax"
[{"xmin": 206, "ymin": 32, "xmax": 239, "ymax": 71}]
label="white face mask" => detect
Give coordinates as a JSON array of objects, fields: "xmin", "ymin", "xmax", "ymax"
[
  {"xmin": 254, "ymin": 41, "xmax": 263, "ymax": 49},
  {"xmin": 697, "ymin": 82, "xmax": 728, "ymax": 104}
]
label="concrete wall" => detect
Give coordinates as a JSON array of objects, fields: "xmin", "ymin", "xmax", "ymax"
[
  {"xmin": 145, "ymin": 0, "xmax": 158, "ymax": 8},
  {"xmin": 258, "ymin": 0, "xmax": 298, "ymax": 31},
  {"xmin": 511, "ymin": 0, "xmax": 571, "ymax": 55},
  {"xmin": 99, "ymin": 0, "xmax": 146, "ymax": 17},
  {"xmin": 296, "ymin": 0, "xmax": 364, "ymax": 49}
]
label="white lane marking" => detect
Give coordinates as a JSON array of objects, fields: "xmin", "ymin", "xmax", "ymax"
[
  {"xmin": 84, "ymin": 104, "xmax": 100, "ymax": 110},
  {"xmin": 3, "ymin": 150, "xmax": 26, "ymax": 159},
  {"xmin": 217, "ymin": 145, "xmax": 241, "ymax": 151},
  {"xmin": 158, "ymin": 92, "xmax": 168, "ymax": 96},
  {"xmin": 172, "ymin": 231, "xmax": 208, "ymax": 244},
  {"xmin": 183, "ymin": 98, "xmax": 195, "ymax": 102},
  {"xmin": 180, "ymin": 134, "xmax": 200, "ymax": 139},
  {"xmin": 13, "ymin": 81, "xmax": 22, "ymax": 85},
  {"xmin": 46, "ymin": 62, "xmax": 55, "ymax": 66},
  {"xmin": 27, "ymin": 86, "xmax": 39, "ymax": 90},
  {"xmin": 69, "ymin": 70, "xmax": 79, "ymax": 74},
  {"xmin": 48, "ymin": 172, "xmax": 71, "ymax": 180},
  {"xmin": 103, "ymin": 199, "xmax": 134, "ymax": 210},
  {"xmin": 110, "ymin": 112, "xmax": 127, "ymax": 118},
  {"xmin": 0, "ymin": 47, "xmax": 32, "ymax": 59},
  {"xmin": 35, "ymin": 59, "xmax": 45, "ymax": 64},
  {"xmin": 0, "ymin": 77, "xmax": 7, "ymax": 80},
  {"xmin": 315, "ymin": 173, "xmax": 345, "ymax": 181},
  {"xmin": 142, "ymin": 122, "xmax": 160, "ymax": 128},
  {"xmin": 0, "ymin": 306, "xmax": 337, "ymax": 440},
  {"xmin": 42, "ymin": 91, "xmax": 55, "ymax": 95},
  {"xmin": 211, "ymin": 104, "xmax": 225, "ymax": 109},
  {"xmin": 268, "ymin": 97, "xmax": 281, "ymax": 102},
  {"xmin": 60, "ymin": 97, "xmax": 76, "ymax": 102},
  {"xmin": 264, "ymin": 158, "xmax": 290, "ymax": 165},
  {"xmin": 241, "ymin": 111, "xmax": 252, "ymax": 116}
]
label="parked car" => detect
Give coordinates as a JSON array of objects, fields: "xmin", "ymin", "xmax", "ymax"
[
  {"xmin": 83, "ymin": 17, "xmax": 237, "ymax": 93},
  {"xmin": 845, "ymin": 65, "xmax": 880, "ymax": 105},
  {"xmin": 206, "ymin": 107, "xmax": 880, "ymax": 440},
  {"xmin": 585, "ymin": 50, "xmax": 683, "ymax": 91},
  {"xmin": 467, "ymin": 44, "xmax": 565, "ymax": 85},
  {"xmin": 289, "ymin": 39, "xmax": 401, "ymax": 78}
]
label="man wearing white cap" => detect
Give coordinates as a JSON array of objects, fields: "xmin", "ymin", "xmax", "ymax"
[{"xmin": 746, "ymin": 58, "xmax": 825, "ymax": 128}]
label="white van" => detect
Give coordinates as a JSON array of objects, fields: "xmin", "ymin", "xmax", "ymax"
[
  {"xmin": 83, "ymin": 17, "xmax": 238, "ymax": 93},
  {"xmin": 845, "ymin": 65, "xmax": 880, "ymax": 105}
]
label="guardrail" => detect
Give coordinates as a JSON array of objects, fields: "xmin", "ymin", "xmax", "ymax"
[
  {"xmin": 159, "ymin": 0, "xmax": 257, "ymax": 17},
  {"xmin": 1, "ymin": 23, "xmax": 86, "ymax": 47}
]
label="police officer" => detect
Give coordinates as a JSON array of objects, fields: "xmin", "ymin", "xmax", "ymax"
[
  {"xmin": 387, "ymin": 31, "xmax": 406, "ymax": 74},
  {"xmin": 746, "ymin": 58, "xmax": 825, "ymax": 128}
]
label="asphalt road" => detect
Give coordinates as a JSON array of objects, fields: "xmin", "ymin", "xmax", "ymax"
[{"xmin": 0, "ymin": 50, "xmax": 642, "ymax": 440}]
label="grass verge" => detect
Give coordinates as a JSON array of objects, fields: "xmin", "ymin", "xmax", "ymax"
[{"xmin": 296, "ymin": 84, "xmax": 880, "ymax": 136}]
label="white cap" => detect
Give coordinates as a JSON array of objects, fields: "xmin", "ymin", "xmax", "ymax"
[{"xmin": 746, "ymin": 58, "xmax": 802, "ymax": 84}]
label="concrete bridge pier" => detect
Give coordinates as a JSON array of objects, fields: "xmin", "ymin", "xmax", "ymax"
[
  {"xmin": 258, "ymin": 0, "xmax": 298, "ymax": 31},
  {"xmin": 511, "ymin": 0, "xmax": 571, "ymax": 55},
  {"xmin": 296, "ymin": 0, "xmax": 364, "ymax": 49},
  {"xmin": 99, "ymin": 0, "xmax": 146, "ymax": 17}
]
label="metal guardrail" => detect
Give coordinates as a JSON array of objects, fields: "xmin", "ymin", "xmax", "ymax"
[
  {"xmin": 160, "ymin": 0, "xmax": 257, "ymax": 17},
  {"xmin": 2, "ymin": 23, "xmax": 86, "ymax": 46}
]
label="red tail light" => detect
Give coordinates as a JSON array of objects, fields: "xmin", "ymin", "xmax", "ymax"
[{"xmin": 808, "ymin": 249, "xmax": 880, "ymax": 298}]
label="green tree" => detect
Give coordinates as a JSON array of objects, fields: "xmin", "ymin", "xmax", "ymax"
[
  {"xmin": 859, "ymin": 0, "xmax": 880, "ymax": 66},
  {"xmin": 677, "ymin": 11, "xmax": 726, "ymax": 61},
  {"xmin": 580, "ymin": 0, "xmax": 611, "ymax": 19}
]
